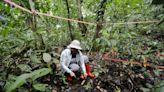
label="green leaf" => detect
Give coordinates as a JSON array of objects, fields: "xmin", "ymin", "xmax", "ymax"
[
  {"xmin": 153, "ymin": 69, "xmax": 162, "ymax": 76},
  {"xmin": 60, "ymin": 74, "xmax": 68, "ymax": 85},
  {"xmin": 83, "ymin": 82, "xmax": 92, "ymax": 90},
  {"xmin": 5, "ymin": 74, "xmax": 30, "ymax": 92},
  {"xmin": 145, "ymin": 83, "xmax": 153, "ymax": 88},
  {"xmin": 17, "ymin": 64, "xmax": 32, "ymax": 72},
  {"xmin": 30, "ymin": 54, "xmax": 41, "ymax": 63},
  {"xmin": 33, "ymin": 83, "xmax": 48, "ymax": 91},
  {"xmin": 52, "ymin": 58, "xmax": 60, "ymax": 64},
  {"xmin": 110, "ymin": 39, "xmax": 117, "ymax": 46},
  {"xmin": 154, "ymin": 80, "xmax": 164, "ymax": 92},
  {"xmin": 31, "ymin": 68, "xmax": 51, "ymax": 81},
  {"xmin": 7, "ymin": 74, "xmax": 17, "ymax": 81},
  {"xmin": 43, "ymin": 53, "xmax": 52, "ymax": 63},
  {"xmin": 5, "ymin": 68, "xmax": 51, "ymax": 92},
  {"xmin": 1, "ymin": 29, "xmax": 10, "ymax": 37},
  {"xmin": 154, "ymin": 86, "xmax": 164, "ymax": 92},
  {"xmin": 18, "ymin": 87, "xmax": 29, "ymax": 92}
]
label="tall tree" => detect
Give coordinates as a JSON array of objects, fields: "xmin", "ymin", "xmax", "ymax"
[
  {"xmin": 65, "ymin": 0, "xmax": 74, "ymax": 40},
  {"xmin": 95, "ymin": 0, "xmax": 108, "ymax": 38},
  {"xmin": 77, "ymin": 0, "xmax": 87, "ymax": 36}
]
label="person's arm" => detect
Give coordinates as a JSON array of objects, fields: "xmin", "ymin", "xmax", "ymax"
[
  {"xmin": 60, "ymin": 50, "xmax": 72, "ymax": 74},
  {"xmin": 79, "ymin": 52, "xmax": 86, "ymax": 73}
]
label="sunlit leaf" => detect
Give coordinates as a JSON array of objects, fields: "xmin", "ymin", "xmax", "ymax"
[
  {"xmin": 114, "ymin": 86, "xmax": 121, "ymax": 92},
  {"xmin": 17, "ymin": 64, "xmax": 32, "ymax": 72},
  {"xmin": 43, "ymin": 53, "xmax": 52, "ymax": 63}
]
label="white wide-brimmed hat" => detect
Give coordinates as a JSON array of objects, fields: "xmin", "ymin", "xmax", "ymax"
[{"xmin": 67, "ymin": 40, "xmax": 82, "ymax": 50}]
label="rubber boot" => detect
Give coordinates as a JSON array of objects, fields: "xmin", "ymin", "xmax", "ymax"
[{"xmin": 85, "ymin": 64, "xmax": 94, "ymax": 78}]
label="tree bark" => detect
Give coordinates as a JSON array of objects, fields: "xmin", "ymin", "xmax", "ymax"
[
  {"xmin": 65, "ymin": 0, "xmax": 74, "ymax": 40},
  {"xmin": 77, "ymin": 0, "xmax": 87, "ymax": 36},
  {"xmin": 95, "ymin": 0, "xmax": 108, "ymax": 38}
]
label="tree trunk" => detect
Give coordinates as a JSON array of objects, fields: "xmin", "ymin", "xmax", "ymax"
[
  {"xmin": 29, "ymin": 0, "xmax": 37, "ymax": 32},
  {"xmin": 31, "ymin": 14, "xmax": 37, "ymax": 32},
  {"xmin": 77, "ymin": 0, "xmax": 87, "ymax": 36},
  {"xmin": 95, "ymin": 0, "xmax": 108, "ymax": 38},
  {"xmin": 65, "ymin": 0, "xmax": 74, "ymax": 41},
  {"xmin": 29, "ymin": 0, "xmax": 44, "ymax": 49}
]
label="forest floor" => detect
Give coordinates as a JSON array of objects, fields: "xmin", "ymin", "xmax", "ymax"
[
  {"xmin": 49, "ymin": 52, "xmax": 164, "ymax": 92},
  {"xmin": 1, "ymin": 47, "xmax": 163, "ymax": 92}
]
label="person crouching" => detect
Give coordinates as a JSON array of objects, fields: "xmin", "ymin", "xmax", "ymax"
[{"xmin": 60, "ymin": 40, "xmax": 94, "ymax": 81}]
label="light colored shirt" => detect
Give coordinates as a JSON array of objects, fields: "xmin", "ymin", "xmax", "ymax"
[{"xmin": 60, "ymin": 48, "xmax": 86, "ymax": 74}]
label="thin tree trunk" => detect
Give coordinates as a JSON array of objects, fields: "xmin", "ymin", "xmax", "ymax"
[
  {"xmin": 31, "ymin": 14, "xmax": 37, "ymax": 32},
  {"xmin": 65, "ymin": 0, "xmax": 74, "ymax": 40},
  {"xmin": 29, "ymin": 0, "xmax": 37, "ymax": 32},
  {"xmin": 95, "ymin": 0, "xmax": 108, "ymax": 38},
  {"xmin": 77, "ymin": 0, "xmax": 87, "ymax": 36},
  {"xmin": 29, "ymin": 0, "xmax": 44, "ymax": 49}
]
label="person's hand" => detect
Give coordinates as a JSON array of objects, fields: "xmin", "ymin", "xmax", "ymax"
[{"xmin": 70, "ymin": 71, "xmax": 76, "ymax": 77}]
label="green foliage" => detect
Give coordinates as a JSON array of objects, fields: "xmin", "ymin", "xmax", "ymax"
[
  {"xmin": 4, "ymin": 68, "xmax": 51, "ymax": 92},
  {"xmin": 153, "ymin": 80, "xmax": 164, "ymax": 92},
  {"xmin": 31, "ymin": 68, "xmax": 51, "ymax": 81},
  {"xmin": 0, "ymin": 0, "xmax": 163, "ymax": 91},
  {"xmin": 33, "ymin": 83, "xmax": 49, "ymax": 92},
  {"xmin": 83, "ymin": 82, "xmax": 92, "ymax": 90},
  {"xmin": 93, "ymin": 64, "xmax": 106, "ymax": 77},
  {"xmin": 140, "ymin": 80, "xmax": 164, "ymax": 92},
  {"xmin": 30, "ymin": 54, "xmax": 41, "ymax": 63},
  {"xmin": 5, "ymin": 74, "xmax": 30, "ymax": 92},
  {"xmin": 17, "ymin": 64, "xmax": 32, "ymax": 72},
  {"xmin": 43, "ymin": 53, "xmax": 52, "ymax": 63},
  {"xmin": 59, "ymin": 74, "xmax": 68, "ymax": 85}
]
